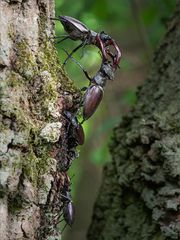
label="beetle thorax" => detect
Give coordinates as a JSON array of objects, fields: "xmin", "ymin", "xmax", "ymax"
[{"xmin": 93, "ymin": 72, "xmax": 107, "ymax": 87}]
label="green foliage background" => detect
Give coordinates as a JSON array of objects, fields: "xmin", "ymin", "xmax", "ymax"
[{"xmin": 54, "ymin": 0, "xmax": 176, "ymax": 239}]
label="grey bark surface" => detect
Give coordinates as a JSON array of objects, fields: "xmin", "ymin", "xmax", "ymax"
[
  {"xmin": 0, "ymin": 1, "xmax": 79, "ymax": 239},
  {"xmin": 88, "ymin": 2, "xmax": 180, "ymax": 240}
]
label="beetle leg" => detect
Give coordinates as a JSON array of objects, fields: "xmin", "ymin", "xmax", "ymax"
[
  {"xmin": 63, "ymin": 49, "xmax": 92, "ymax": 81},
  {"xmin": 55, "ymin": 36, "xmax": 70, "ymax": 44},
  {"xmin": 56, "ymin": 219, "xmax": 65, "ymax": 227},
  {"xmin": 81, "ymin": 86, "xmax": 88, "ymax": 92},
  {"xmin": 53, "ymin": 35, "xmax": 69, "ymax": 39},
  {"xmin": 63, "ymin": 42, "xmax": 84, "ymax": 66},
  {"xmin": 71, "ymin": 57, "xmax": 92, "ymax": 81},
  {"xmin": 49, "ymin": 35, "xmax": 69, "ymax": 41},
  {"xmin": 80, "ymin": 38, "xmax": 88, "ymax": 58},
  {"xmin": 80, "ymin": 44, "xmax": 86, "ymax": 58},
  {"xmin": 61, "ymin": 223, "xmax": 68, "ymax": 233},
  {"xmin": 73, "ymin": 58, "xmax": 92, "ymax": 81},
  {"xmin": 60, "ymin": 193, "xmax": 72, "ymax": 201},
  {"xmin": 50, "ymin": 17, "xmax": 60, "ymax": 21},
  {"xmin": 55, "ymin": 215, "xmax": 64, "ymax": 225},
  {"xmin": 53, "ymin": 212, "xmax": 64, "ymax": 226},
  {"xmin": 52, "ymin": 212, "xmax": 62, "ymax": 221}
]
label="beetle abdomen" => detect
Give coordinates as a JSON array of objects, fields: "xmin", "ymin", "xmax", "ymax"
[
  {"xmin": 83, "ymin": 85, "xmax": 103, "ymax": 121},
  {"xmin": 63, "ymin": 201, "xmax": 75, "ymax": 227},
  {"xmin": 75, "ymin": 123, "xmax": 85, "ymax": 145},
  {"xmin": 59, "ymin": 15, "xmax": 89, "ymax": 41}
]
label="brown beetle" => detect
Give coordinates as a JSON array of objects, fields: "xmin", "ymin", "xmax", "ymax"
[
  {"xmin": 64, "ymin": 111, "xmax": 85, "ymax": 145},
  {"xmin": 60, "ymin": 173, "xmax": 75, "ymax": 230},
  {"xmin": 51, "ymin": 15, "xmax": 121, "ymax": 67},
  {"xmin": 82, "ymin": 85, "xmax": 103, "ymax": 122}
]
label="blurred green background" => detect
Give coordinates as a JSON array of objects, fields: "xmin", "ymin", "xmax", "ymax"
[{"xmin": 54, "ymin": 0, "xmax": 176, "ymax": 239}]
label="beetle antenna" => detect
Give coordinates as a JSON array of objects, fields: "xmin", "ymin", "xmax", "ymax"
[{"xmin": 62, "ymin": 49, "xmax": 92, "ymax": 81}]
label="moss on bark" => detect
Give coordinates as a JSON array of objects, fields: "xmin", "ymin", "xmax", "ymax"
[{"xmin": 0, "ymin": 1, "xmax": 80, "ymax": 239}]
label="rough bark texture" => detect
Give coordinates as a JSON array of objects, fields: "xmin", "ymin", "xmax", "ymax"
[
  {"xmin": 88, "ymin": 2, "xmax": 180, "ymax": 240},
  {"xmin": 0, "ymin": 1, "xmax": 79, "ymax": 239}
]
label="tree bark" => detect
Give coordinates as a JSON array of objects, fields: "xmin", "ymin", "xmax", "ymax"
[
  {"xmin": 0, "ymin": 1, "xmax": 79, "ymax": 239},
  {"xmin": 88, "ymin": 2, "xmax": 180, "ymax": 240}
]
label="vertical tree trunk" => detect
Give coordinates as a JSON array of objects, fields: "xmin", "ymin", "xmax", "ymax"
[
  {"xmin": 0, "ymin": 1, "xmax": 78, "ymax": 239},
  {"xmin": 88, "ymin": 2, "xmax": 180, "ymax": 240}
]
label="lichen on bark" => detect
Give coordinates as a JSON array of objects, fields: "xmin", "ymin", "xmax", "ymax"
[
  {"xmin": 0, "ymin": 0, "xmax": 80, "ymax": 239},
  {"xmin": 87, "ymin": 3, "xmax": 180, "ymax": 240}
]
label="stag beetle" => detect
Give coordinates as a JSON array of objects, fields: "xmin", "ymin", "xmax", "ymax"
[
  {"xmin": 60, "ymin": 173, "xmax": 75, "ymax": 228},
  {"xmin": 64, "ymin": 110, "xmax": 85, "ymax": 146},
  {"xmin": 82, "ymin": 61, "xmax": 116, "ymax": 122},
  {"xmin": 51, "ymin": 15, "xmax": 121, "ymax": 67},
  {"xmin": 58, "ymin": 148, "xmax": 78, "ymax": 172},
  {"xmin": 63, "ymin": 50, "xmax": 116, "ymax": 122}
]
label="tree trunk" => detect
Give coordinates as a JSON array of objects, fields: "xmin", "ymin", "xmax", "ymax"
[
  {"xmin": 0, "ymin": 1, "xmax": 79, "ymax": 239},
  {"xmin": 87, "ymin": 2, "xmax": 180, "ymax": 240}
]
